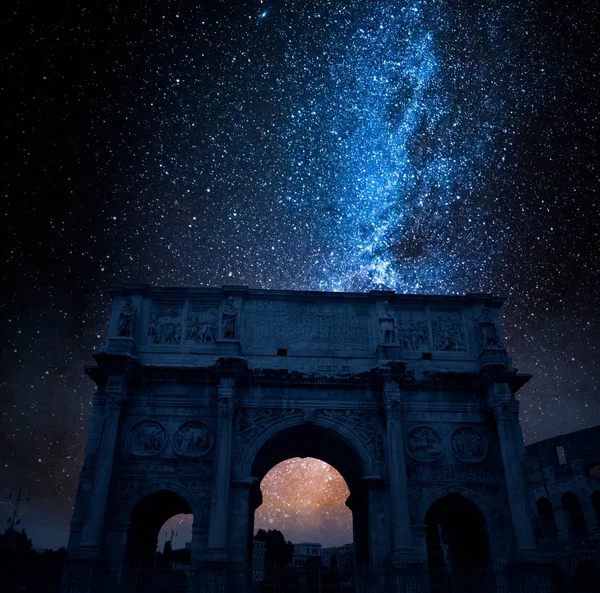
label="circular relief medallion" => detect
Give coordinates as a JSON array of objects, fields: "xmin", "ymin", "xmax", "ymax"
[
  {"xmin": 405, "ymin": 426, "xmax": 444, "ymax": 462},
  {"xmin": 450, "ymin": 426, "xmax": 487, "ymax": 463},
  {"xmin": 173, "ymin": 421, "xmax": 214, "ymax": 457},
  {"xmin": 127, "ymin": 421, "xmax": 167, "ymax": 456}
]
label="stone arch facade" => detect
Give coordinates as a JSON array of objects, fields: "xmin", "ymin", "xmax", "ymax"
[
  {"xmin": 62, "ymin": 286, "xmax": 549, "ymax": 593},
  {"xmin": 415, "ymin": 484, "xmax": 504, "ymax": 564}
]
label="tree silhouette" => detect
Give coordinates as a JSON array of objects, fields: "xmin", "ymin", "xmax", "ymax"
[
  {"xmin": 254, "ymin": 529, "xmax": 294, "ymax": 568},
  {"xmin": 0, "ymin": 527, "xmax": 66, "ymax": 593}
]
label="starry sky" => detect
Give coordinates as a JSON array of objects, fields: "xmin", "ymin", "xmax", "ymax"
[{"xmin": 2, "ymin": 0, "xmax": 599, "ymax": 550}]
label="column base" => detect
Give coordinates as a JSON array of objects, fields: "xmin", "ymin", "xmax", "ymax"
[
  {"xmin": 506, "ymin": 559, "xmax": 556, "ymax": 592},
  {"xmin": 514, "ymin": 548, "xmax": 541, "ymax": 563},
  {"xmin": 198, "ymin": 556, "xmax": 229, "ymax": 593},
  {"xmin": 73, "ymin": 543, "xmax": 104, "ymax": 560},
  {"xmin": 391, "ymin": 548, "xmax": 418, "ymax": 564},
  {"xmin": 61, "ymin": 557, "xmax": 108, "ymax": 593},
  {"xmin": 388, "ymin": 560, "xmax": 428, "ymax": 593},
  {"xmin": 203, "ymin": 548, "xmax": 228, "ymax": 563}
]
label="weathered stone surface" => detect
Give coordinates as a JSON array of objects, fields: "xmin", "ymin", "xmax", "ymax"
[{"xmin": 63, "ymin": 286, "xmax": 592, "ymax": 592}]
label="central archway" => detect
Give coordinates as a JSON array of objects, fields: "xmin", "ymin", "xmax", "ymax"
[{"xmin": 246, "ymin": 422, "xmax": 374, "ymax": 573}]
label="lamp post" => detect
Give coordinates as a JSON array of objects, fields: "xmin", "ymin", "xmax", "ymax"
[{"xmin": 6, "ymin": 485, "xmax": 30, "ymax": 531}]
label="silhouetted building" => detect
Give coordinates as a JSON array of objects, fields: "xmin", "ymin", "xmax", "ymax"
[
  {"xmin": 525, "ymin": 426, "xmax": 600, "ymax": 587},
  {"xmin": 291, "ymin": 542, "xmax": 322, "ymax": 567},
  {"xmin": 251, "ymin": 539, "xmax": 265, "ymax": 582},
  {"xmin": 322, "ymin": 543, "xmax": 355, "ymax": 572}
]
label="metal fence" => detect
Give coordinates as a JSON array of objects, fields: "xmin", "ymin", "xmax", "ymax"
[
  {"xmin": 6, "ymin": 560, "xmax": 600, "ymax": 593},
  {"xmin": 110, "ymin": 562, "xmax": 599, "ymax": 593}
]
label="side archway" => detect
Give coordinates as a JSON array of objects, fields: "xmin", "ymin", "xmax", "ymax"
[
  {"xmin": 536, "ymin": 497, "xmax": 558, "ymax": 539},
  {"xmin": 424, "ymin": 493, "xmax": 492, "ymax": 590},
  {"xmin": 124, "ymin": 489, "xmax": 194, "ymax": 567},
  {"xmin": 591, "ymin": 490, "xmax": 600, "ymax": 525},
  {"xmin": 561, "ymin": 491, "xmax": 587, "ymax": 540}
]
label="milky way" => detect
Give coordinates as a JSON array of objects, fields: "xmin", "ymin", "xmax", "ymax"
[{"xmin": 2, "ymin": 0, "xmax": 599, "ymax": 549}]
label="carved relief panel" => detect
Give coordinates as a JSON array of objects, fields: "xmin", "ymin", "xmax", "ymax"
[
  {"xmin": 126, "ymin": 421, "xmax": 167, "ymax": 456},
  {"xmin": 322, "ymin": 409, "xmax": 385, "ymax": 464},
  {"xmin": 234, "ymin": 408, "xmax": 297, "ymax": 464},
  {"xmin": 186, "ymin": 302, "xmax": 219, "ymax": 344},
  {"xmin": 449, "ymin": 426, "xmax": 488, "ymax": 463},
  {"xmin": 148, "ymin": 301, "xmax": 184, "ymax": 345},
  {"xmin": 173, "ymin": 421, "xmax": 214, "ymax": 457},
  {"xmin": 405, "ymin": 426, "xmax": 444, "ymax": 462},
  {"xmin": 395, "ymin": 309, "xmax": 429, "ymax": 351},
  {"xmin": 241, "ymin": 300, "xmax": 370, "ymax": 350},
  {"xmin": 430, "ymin": 310, "xmax": 466, "ymax": 352}
]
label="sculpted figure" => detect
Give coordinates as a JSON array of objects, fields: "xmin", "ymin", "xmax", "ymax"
[
  {"xmin": 117, "ymin": 297, "xmax": 135, "ymax": 337},
  {"xmin": 379, "ymin": 302, "xmax": 396, "ymax": 344},
  {"xmin": 199, "ymin": 311, "xmax": 218, "ymax": 343},
  {"xmin": 148, "ymin": 311, "xmax": 160, "ymax": 343},
  {"xmin": 478, "ymin": 308, "xmax": 500, "ymax": 348},
  {"xmin": 222, "ymin": 297, "xmax": 237, "ymax": 339}
]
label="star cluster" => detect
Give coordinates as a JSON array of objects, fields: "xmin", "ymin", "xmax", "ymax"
[{"xmin": 1, "ymin": 0, "xmax": 599, "ymax": 550}]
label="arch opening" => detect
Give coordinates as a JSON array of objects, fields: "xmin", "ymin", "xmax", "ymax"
[
  {"xmin": 536, "ymin": 497, "xmax": 558, "ymax": 540},
  {"xmin": 248, "ymin": 424, "xmax": 369, "ymax": 577},
  {"xmin": 255, "ymin": 457, "xmax": 352, "ymax": 549},
  {"xmin": 560, "ymin": 492, "xmax": 587, "ymax": 540},
  {"xmin": 592, "ymin": 490, "xmax": 600, "ymax": 523},
  {"xmin": 425, "ymin": 494, "xmax": 491, "ymax": 590},
  {"xmin": 586, "ymin": 463, "xmax": 600, "ymax": 480},
  {"xmin": 157, "ymin": 513, "xmax": 193, "ymax": 565},
  {"xmin": 124, "ymin": 490, "xmax": 193, "ymax": 566},
  {"xmin": 120, "ymin": 490, "xmax": 194, "ymax": 593}
]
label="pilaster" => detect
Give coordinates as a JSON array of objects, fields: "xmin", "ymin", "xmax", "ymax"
[
  {"xmin": 78, "ymin": 377, "xmax": 127, "ymax": 555},
  {"xmin": 383, "ymin": 381, "xmax": 414, "ymax": 559},
  {"xmin": 205, "ymin": 377, "xmax": 236, "ymax": 561},
  {"xmin": 487, "ymin": 382, "xmax": 537, "ymax": 559}
]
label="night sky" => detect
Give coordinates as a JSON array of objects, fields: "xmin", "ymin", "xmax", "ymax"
[{"xmin": 2, "ymin": 0, "xmax": 599, "ymax": 550}]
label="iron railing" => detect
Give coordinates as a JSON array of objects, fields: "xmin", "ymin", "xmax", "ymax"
[{"xmin": 4, "ymin": 560, "xmax": 599, "ymax": 593}]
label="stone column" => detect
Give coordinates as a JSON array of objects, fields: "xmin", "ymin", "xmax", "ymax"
[
  {"xmin": 383, "ymin": 381, "xmax": 413, "ymax": 557},
  {"xmin": 190, "ymin": 521, "xmax": 207, "ymax": 593},
  {"xmin": 487, "ymin": 382, "xmax": 537, "ymax": 557},
  {"xmin": 206, "ymin": 377, "xmax": 236, "ymax": 560},
  {"xmin": 78, "ymin": 377, "xmax": 127, "ymax": 554}
]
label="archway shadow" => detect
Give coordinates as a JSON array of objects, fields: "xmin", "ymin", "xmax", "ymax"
[
  {"xmin": 121, "ymin": 490, "xmax": 193, "ymax": 593},
  {"xmin": 425, "ymin": 493, "xmax": 492, "ymax": 592}
]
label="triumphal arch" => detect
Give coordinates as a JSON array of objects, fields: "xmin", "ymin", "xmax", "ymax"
[{"xmin": 63, "ymin": 285, "xmax": 549, "ymax": 592}]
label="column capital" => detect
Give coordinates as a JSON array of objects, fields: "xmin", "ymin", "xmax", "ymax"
[
  {"xmin": 104, "ymin": 378, "xmax": 128, "ymax": 412},
  {"xmin": 486, "ymin": 381, "xmax": 514, "ymax": 414},
  {"xmin": 218, "ymin": 376, "xmax": 236, "ymax": 396}
]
